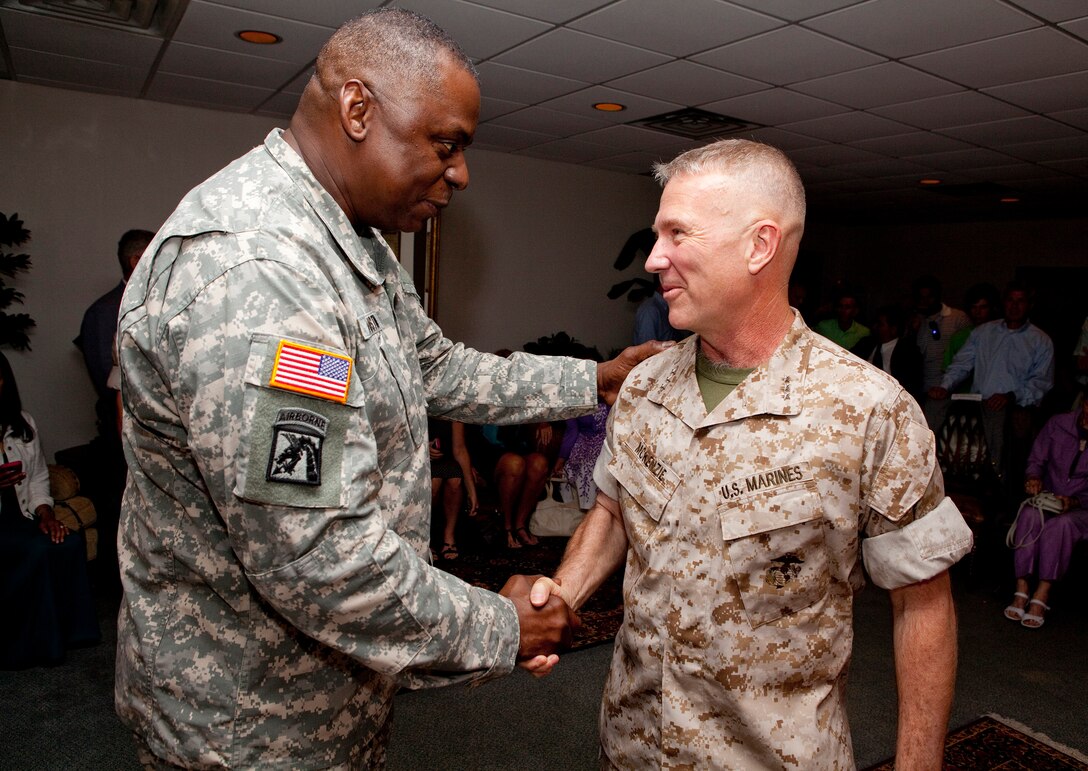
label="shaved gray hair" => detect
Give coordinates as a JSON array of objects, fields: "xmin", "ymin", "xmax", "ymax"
[
  {"xmin": 653, "ymin": 139, "xmax": 807, "ymax": 226},
  {"xmin": 315, "ymin": 8, "xmax": 477, "ymax": 98}
]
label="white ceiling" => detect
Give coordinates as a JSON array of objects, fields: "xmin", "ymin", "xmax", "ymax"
[{"xmin": 2, "ymin": 0, "xmax": 1087, "ymax": 220}]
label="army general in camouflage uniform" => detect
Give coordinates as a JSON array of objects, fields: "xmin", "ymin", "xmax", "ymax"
[
  {"xmin": 114, "ymin": 10, "xmax": 659, "ymax": 769},
  {"xmin": 531, "ymin": 140, "xmax": 974, "ymax": 769}
]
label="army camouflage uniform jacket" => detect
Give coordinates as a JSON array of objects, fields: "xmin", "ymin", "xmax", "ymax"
[
  {"xmin": 114, "ymin": 129, "xmax": 596, "ymax": 769},
  {"xmin": 593, "ymin": 316, "xmax": 973, "ymax": 769}
]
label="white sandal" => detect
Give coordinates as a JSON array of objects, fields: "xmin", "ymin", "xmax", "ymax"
[
  {"xmin": 1021, "ymin": 599, "xmax": 1050, "ymax": 629},
  {"xmin": 1003, "ymin": 592, "xmax": 1029, "ymax": 621}
]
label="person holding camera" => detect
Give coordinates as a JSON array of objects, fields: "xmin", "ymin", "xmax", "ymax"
[
  {"xmin": 0, "ymin": 351, "xmax": 99, "ymax": 668},
  {"xmin": 1004, "ymin": 398, "xmax": 1088, "ymax": 628}
]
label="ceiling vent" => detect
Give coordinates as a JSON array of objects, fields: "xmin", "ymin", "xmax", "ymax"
[
  {"xmin": 1, "ymin": 0, "xmax": 186, "ymax": 35},
  {"xmin": 629, "ymin": 107, "xmax": 761, "ymax": 140}
]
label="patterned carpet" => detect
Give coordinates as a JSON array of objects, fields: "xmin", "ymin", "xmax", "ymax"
[
  {"xmin": 438, "ymin": 535, "xmax": 624, "ymax": 651},
  {"xmin": 863, "ymin": 715, "xmax": 1088, "ymax": 770}
]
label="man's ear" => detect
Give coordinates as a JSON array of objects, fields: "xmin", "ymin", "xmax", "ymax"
[
  {"xmin": 747, "ymin": 220, "xmax": 781, "ymax": 275},
  {"xmin": 339, "ymin": 80, "xmax": 372, "ymax": 142}
]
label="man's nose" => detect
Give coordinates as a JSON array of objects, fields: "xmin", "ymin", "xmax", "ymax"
[{"xmin": 445, "ymin": 156, "xmax": 469, "ymax": 191}]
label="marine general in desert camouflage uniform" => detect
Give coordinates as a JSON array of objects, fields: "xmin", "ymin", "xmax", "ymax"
[
  {"xmin": 113, "ymin": 10, "xmax": 661, "ymax": 769},
  {"xmin": 532, "ymin": 140, "xmax": 974, "ymax": 769}
]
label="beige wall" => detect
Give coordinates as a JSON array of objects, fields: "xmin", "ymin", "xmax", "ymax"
[{"xmin": 0, "ymin": 80, "xmax": 659, "ymax": 458}]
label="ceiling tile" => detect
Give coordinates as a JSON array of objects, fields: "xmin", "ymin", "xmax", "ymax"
[
  {"xmin": 905, "ymin": 28, "xmax": 1088, "ymax": 88},
  {"xmin": 207, "ymin": 0, "xmax": 380, "ymax": 28},
  {"xmin": 9, "ymin": 46, "xmax": 146, "ymax": 96},
  {"xmin": 741, "ymin": 127, "xmax": 827, "ymax": 151},
  {"xmin": 836, "ymin": 157, "xmax": 932, "ymax": 178},
  {"xmin": 488, "ymin": 105, "xmax": 613, "ymax": 136},
  {"xmin": 939, "ymin": 116, "xmax": 1082, "ymax": 145},
  {"xmin": 518, "ymin": 138, "xmax": 624, "ymax": 163},
  {"xmin": 280, "ymin": 66, "xmax": 314, "ymax": 96},
  {"xmin": 254, "ymin": 91, "xmax": 299, "ymax": 118},
  {"xmin": 475, "ymin": 62, "xmax": 587, "ymax": 104},
  {"xmin": 781, "ymin": 111, "xmax": 915, "ymax": 142},
  {"xmin": 965, "ymin": 163, "xmax": 1062, "ymax": 182},
  {"xmin": 1041, "ymin": 158, "xmax": 1088, "ymax": 175},
  {"xmin": 145, "ymin": 71, "xmax": 275, "ymax": 111},
  {"xmin": 702, "ymin": 88, "xmax": 850, "ymax": 125},
  {"xmin": 803, "ymin": 0, "xmax": 1038, "ymax": 58},
  {"xmin": 904, "ymin": 147, "xmax": 1024, "ymax": 171},
  {"xmin": 693, "ymin": 26, "xmax": 884, "ymax": 85},
  {"xmin": 0, "ymin": 7, "xmax": 162, "ymax": 67},
  {"xmin": 537, "ymin": 85, "xmax": 684, "ymax": 122},
  {"xmin": 1062, "ymin": 17, "xmax": 1088, "ymax": 41},
  {"xmin": 1052, "ymin": 107, "xmax": 1088, "ymax": 131},
  {"xmin": 471, "ymin": 123, "xmax": 553, "ymax": 150},
  {"xmin": 577, "ymin": 124, "xmax": 701, "ymax": 154},
  {"xmin": 608, "ymin": 60, "xmax": 768, "ymax": 107},
  {"xmin": 849, "ymin": 132, "xmax": 973, "ymax": 156},
  {"xmin": 468, "ymin": 0, "xmax": 613, "ymax": 24},
  {"xmin": 790, "ymin": 62, "xmax": 962, "ymax": 109},
  {"xmin": 728, "ymin": 0, "xmax": 865, "ymax": 22},
  {"xmin": 999, "ymin": 136, "xmax": 1088, "ymax": 163},
  {"xmin": 982, "ymin": 70, "xmax": 1088, "ymax": 113},
  {"xmin": 479, "ymin": 96, "xmax": 525, "ymax": 121},
  {"xmin": 587, "ymin": 150, "xmax": 668, "ymax": 174},
  {"xmin": 171, "ymin": 1, "xmax": 332, "ymax": 63},
  {"xmin": 570, "ymin": 0, "xmax": 782, "ymax": 56},
  {"xmin": 394, "ymin": 0, "xmax": 551, "ymax": 59},
  {"xmin": 494, "ymin": 28, "xmax": 671, "ymax": 82},
  {"xmin": 158, "ymin": 42, "xmax": 302, "ymax": 89},
  {"xmin": 1006, "ymin": 0, "xmax": 1088, "ymax": 22},
  {"xmin": 788, "ymin": 144, "xmax": 885, "ymax": 166},
  {"xmin": 870, "ymin": 91, "xmax": 1030, "ymax": 129}
]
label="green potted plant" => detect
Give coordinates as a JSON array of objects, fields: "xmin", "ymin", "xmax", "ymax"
[{"xmin": 0, "ymin": 212, "xmax": 36, "ymax": 350}]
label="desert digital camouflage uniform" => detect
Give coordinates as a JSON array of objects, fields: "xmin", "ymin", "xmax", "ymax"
[
  {"xmin": 593, "ymin": 314, "xmax": 973, "ymax": 770},
  {"xmin": 114, "ymin": 129, "xmax": 596, "ymax": 769}
]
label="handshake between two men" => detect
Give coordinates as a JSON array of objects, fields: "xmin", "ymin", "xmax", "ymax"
[{"xmin": 499, "ymin": 574, "xmax": 579, "ymax": 676}]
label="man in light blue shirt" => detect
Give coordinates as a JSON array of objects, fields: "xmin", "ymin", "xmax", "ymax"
[{"xmin": 929, "ymin": 283, "xmax": 1054, "ymax": 480}]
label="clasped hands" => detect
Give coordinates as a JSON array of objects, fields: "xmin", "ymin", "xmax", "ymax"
[{"xmin": 499, "ymin": 574, "xmax": 578, "ymax": 677}]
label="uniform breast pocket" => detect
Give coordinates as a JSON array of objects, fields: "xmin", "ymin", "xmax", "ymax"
[
  {"xmin": 719, "ymin": 482, "xmax": 829, "ymax": 628},
  {"xmin": 610, "ymin": 437, "xmax": 679, "ymax": 530},
  {"xmin": 353, "ymin": 335, "xmax": 420, "ymax": 474}
]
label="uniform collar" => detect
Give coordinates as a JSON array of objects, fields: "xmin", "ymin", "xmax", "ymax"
[
  {"xmin": 264, "ymin": 129, "xmax": 391, "ymax": 289},
  {"xmin": 648, "ymin": 311, "xmax": 809, "ymax": 429}
]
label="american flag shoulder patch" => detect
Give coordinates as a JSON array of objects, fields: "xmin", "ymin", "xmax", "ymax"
[{"xmin": 269, "ymin": 340, "xmax": 352, "ymax": 403}]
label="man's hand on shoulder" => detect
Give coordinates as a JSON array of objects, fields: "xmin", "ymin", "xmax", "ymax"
[{"xmin": 597, "ymin": 340, "xmax": 674, "ymax": 405}]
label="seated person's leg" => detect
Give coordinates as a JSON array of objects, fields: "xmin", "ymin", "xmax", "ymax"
[
  {"xmin": 494, "ymin": 452, "xmax": 526, "ymax": 548},
  {"xmin": 513, "ymin": 453, "xmax": 551, "ymax": 546}
]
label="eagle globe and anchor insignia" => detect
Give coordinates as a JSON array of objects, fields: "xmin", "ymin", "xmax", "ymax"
[
  {"xmin": 767, "ymin": 552, "xmax": 804, "ymax": 589},
  {"xmin": 267, "ymin": 408, "xmax": 328, "ymax": 486}
]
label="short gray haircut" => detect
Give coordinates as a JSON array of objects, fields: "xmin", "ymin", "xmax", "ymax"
[
  {"xmin": 653, "ymin": 139, "xmax": 807, "ymax": 225},
  {"xmin": 316, "ymin": 8, "xmax": 477, "ymax": 98}
]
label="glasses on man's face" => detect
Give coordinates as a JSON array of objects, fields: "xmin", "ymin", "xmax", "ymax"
[{"xmin": 928, "ymin": 320, "xmax": 941, "ymax": 340}]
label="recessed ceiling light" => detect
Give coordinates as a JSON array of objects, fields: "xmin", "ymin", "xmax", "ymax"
[
  {"xmin": 919, "ymin": 178, "xmax": 942, "ymax": 185},
  {"xmin": 593, "ymin": 102, "xmax": 626, "ymax": 112},
  {"xmin": 1000, "ymin": 197, "xmax": 1020, "ymax": 203},
  {"xmin": 237, "ymin": 30, "xmax": 281, "ymax": 44}
]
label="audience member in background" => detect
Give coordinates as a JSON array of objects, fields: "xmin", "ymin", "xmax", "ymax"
[
  {"xmin": 75, "ymin": 229, "xmax": 154, "ymax": 444},
  {"xmin": 913, "ymin": 275, "xmax": 971, "ymax": 429},
  {"xmin": 493, "ymin": 421, "xmax": 566, "ymax": 548},
  {"xmin": 1003, "ymin": 398, "xmax": 1088, "ymax": 629},
  {"xmin": 0, "ymin": 351, "xmax": 99, "ymax": 669},
  {"xmin": 633, "ymin": 274, "xmax": 688, "ymax": 344},
  {"xmin": 73, "ymin": 228, "xmax": 153, "ymax": 591},
  {"xmin": 930, "ymin": 282, "xmax": 1055, "ymax": 480},
  {"xmin": 943, "ymin": 282, "xmax": 1002, "ymax": 371},
  {"xmin": 854, "ymin": 304, "xmax": 924, "ymax": 400},
  {"xmin": 556, "ymin": 400, "xmax": 610, "ymax": 511},
  {"xmin": 815, "ymin": 286, "xmax": 869, "ymax": 353},
  {"xmin": 428, "ymin": 418, "xmax": 476, "ymax": 561},
  {"xmin": 1073, "ymin": 314, "xmax": 1088, "ymax": 408}
]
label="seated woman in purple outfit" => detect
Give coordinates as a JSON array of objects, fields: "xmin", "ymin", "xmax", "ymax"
[
  {"xmin": 556, "ymin": 401, "xmax": 610, "ymax": 511},
  {"xmin": 1004, "ymin": 398, "xmax": 1088, "ymax": 628}
]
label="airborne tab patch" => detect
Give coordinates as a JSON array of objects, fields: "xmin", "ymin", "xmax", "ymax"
[
  {"xmin": 269, "ymin": 340, "xmax": 352, "ymax": 403},
  {"xmin": 267, "ymin": 408, "xmax": 328, "ymax": 486}
]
